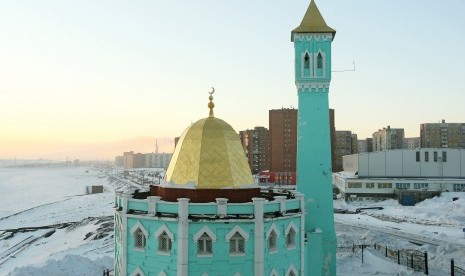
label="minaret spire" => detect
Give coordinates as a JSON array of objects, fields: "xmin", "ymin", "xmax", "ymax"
[{"xmin": 208, "ymin": 87, "xmax": 215, "ymax": 117}]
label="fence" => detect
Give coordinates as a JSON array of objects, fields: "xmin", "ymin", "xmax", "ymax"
[
  {"xmin": 373, "ymin": 244, "xmax": 428, "ymax": 274},
  {"xmin": 452, "ymin": 259, "xmax": 465, "ymax": 276}
]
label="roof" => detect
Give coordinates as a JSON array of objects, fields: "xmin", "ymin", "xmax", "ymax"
[
  {"xmin": 165, "ymin": 116, "xmax": 254, "ymax": 189},
  {"xmin": 291, "ymin": 0, "xmax": 336, "ymax": 40}
]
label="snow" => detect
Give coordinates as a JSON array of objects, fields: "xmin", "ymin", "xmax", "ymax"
[{"xmin": 0, "ymin": 166, "xmax": 464, "ymax": 275}]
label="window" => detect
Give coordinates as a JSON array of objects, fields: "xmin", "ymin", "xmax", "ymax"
[
  {"xmin": 416, "ymin": 151, "xmax": 420, "ymax": 162},
  {"xmin": 396, "ymin": 183, "xmax": 410, "ymax": 189},
  {"xmin": 443, "ymin": 151, "xmax": 447, "ymax": 162},
  {"xmin": 304, "ymin": 53, "xmax": 310, "ymax": 69},
  {"xmin": 130, "ymin": 221, "xmax": 148, "ymax": 252},
  {"xmin": 130, "ymin": 267, "xmax": 145, "ymax": 276},
  {"xmin": 286, "ymin": 228, "xmax": 296, "ymax": 248},
  {"xmin": 425, "ymin": 152, "xmax": 429, "ymax": 162},
  {"xmin": 348, "ymin": 182, "xmax": 362, "ymax": 188},
  {"xmin": 366, "ymin": 183, "xmax": 375, "ymax": 189},
  {"xmin": 434, "ymin": 151, "xmax": 438, "ymax": 162},
  {"xmin": 268, "ymin": 230, "xmax": 277, "ymax": 252},
  {"xmin": 317, "ymin": 52, "xmax": 323, "ymax": 69},
  {"xmin": 453, "ymin": 184, "xmax": 465, "ymax": 191},
  {"xmin": 377, "ymin": 182, "xmax": 392, "ymax": 189},
  {"xmin": 229, "ymin": 232, "xmax": 245, "ymax": 254},
  {"xmin": 155, "ymin": 224, "xmax": 174, "ymax": 255},
  {"xmin": 414, "ymin": 183, "xmax": 428, "ymax": 189},
  {"xmin": 135, "ymin": 230, "xmax": 146, "ymax": 249},
  {"xmin": 158, "ymin": 232, "xmax": 172, "ymax": 253},
  {"xmin": 198, "ymin": 233, "xmax": 213, "ymax": 255}
]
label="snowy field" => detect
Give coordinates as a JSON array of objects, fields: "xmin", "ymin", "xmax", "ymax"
[{"xmin": 0, "ymin": 166, "xmax": 464, "ymax": 275}]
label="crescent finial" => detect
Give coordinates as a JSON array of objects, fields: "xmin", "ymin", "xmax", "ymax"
[
  {"xmin": 208, "ymin": 87, "xmax": 215, "ymax": 117},
  {"xmin": 209, "ymin": 87, "xmax": 215, "ymax": 95}
]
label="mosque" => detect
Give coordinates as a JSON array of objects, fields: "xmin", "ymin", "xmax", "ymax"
[{"xmin": 114, "ymin": 1, "xmax": 336, "ymax": 275}]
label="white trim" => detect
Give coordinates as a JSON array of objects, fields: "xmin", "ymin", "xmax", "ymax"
[
  {"xmin": 158, "ymin": 271, "xmax": 168, "ymax": 276},
  {"xmin": 130, "ymin": 267, "xmax": 146, "ymax": 276},
  {"xmin": 285, "ymin": 221, "xmax": 299, "ymax": 236},
  {"xmin": 201, "ymin": 274, "xmax": 209, "ymax": 276},
  {"xmin": 300, "ymin": 51, "xmax": 313, "ymax": 79},
  {"xmin": 266, "ymin": 223, "xmax": 280, "ymax": 239},
  {"xmin": 286, "ymin": 264, "xmax": 298, "ymax": 276},
  {"xmin": 296, "ymin": 82, "xmax": 330, "ymax": 91},
  {"xmin": 269, "ymin": 268, "xmax": 279, "ymax": 276},
  {"xmin": 130, "ymin": 221, "xmax": 148, "ymax": 237},
  {"xmin": 293, "ymin": 33, "xmax": 333, "ymax": 42},
  {"xmin": 193, "ymin": 226, "xmax": 217, "ymax": 242},
  {"xmin": 225, "ymin": 225, "xmax": 249, "ymax": 241},
  {"xmin": 233, "ymin": 273, "xmax": 242, "ymax": 276},
  {"xmin": 253, "ymin": 197, "xmax": 265, "ymax": 276},
  {"xmin": 177, "ymin": 198, "xmax": 189, "ymax": 276},
  {"xmin": 314, "ymin": 50, "xmax": 326, "ymax": 78},
  {"xmin": 154, "ymin": 224, "xmax": 174, "ymax": 240}
]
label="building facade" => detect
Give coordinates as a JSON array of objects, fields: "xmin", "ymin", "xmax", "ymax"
[
  {"xmin": 403, "ymin": 137, "xmax": 420, "ymax": 149},
  {"xmin": 269, "ymin": 108, "xmax": 298, "ymax": 172},
  {"xmin": 122, "ymin": 151, "xmax": 173, "ymax": 169},
  {"xmin": 333, "ymin": 131, "xmax": 357, "ymax": 172},
  {"xmin": 239, "ymin": 127, "xmax": 270, "ymax": 174},
  {"xmin": 372, "ymin": 126, "xmax": 404, "ymax": 151},
  {"xmin": 420, "ymin": 120, "xmax": 465, "ymax": 149},
  {"xmin": 357, "ymin": 138, "xmax": 373, "ymax": 153},
  {"xmin": 334, "ymin": 148, "xmax": 465, "ymax": 200}
]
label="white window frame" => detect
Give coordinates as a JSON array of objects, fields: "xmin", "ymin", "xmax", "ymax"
[
  {"xmin": 193, "ymin": 226, "xmax": 216, "ymax": 257},
  {"xmin": 266, "ymin": 223, "xmax": 280, "ymax": 253},
  {"xmin": 286, "ymin": 264, "xmax": 298, "ymax": 276},
  {"xmin": 270, "ymin": 268, "xmax": 279, "ymax": 276},
  {"xmin": 226, "ymin": 225, "xmax": 249, "ymax": 256},
  {"xmin": 285, "ymin": 222, "xmax": 299, "ymax": 250},
  {"xmin": 130, "ymin": 221, "xmax": 148, "ymax": 252},
  {"xmin": 130, "ymin": 267, "xmax": 146, "ymax": 276},
  {"xmin": 154, "ymin": 224, "xmax": 174, "ymax": 255}
]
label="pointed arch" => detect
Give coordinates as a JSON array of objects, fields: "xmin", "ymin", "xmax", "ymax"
[
  {"xmin": 286, "ymin": 264, "xmax": 298, "ymax": 276},
  {"xmin": 225, "ymin": 225, "xmax": 249, "ymax": 241},
  {"xmin": 158, "ymin": 271, "xmax": 168, "ymax": 276},
  {"xmin": 317, "ymin": 52, "xmax": 323, "ymax": 69},
  {"xmin": 304, "ymin": 52, "xmax": 310, "ymax": 69},
  {"xmin": 155, "ymin": 224, "xmax": 174, "ymax": 254},
  {"xmin": 130, "ymin": 267, "xmax": 146, "ymax": 276},
  {"xmin": 194, "ymin": 226, "xmax": 216, "ymax": 256},
  {"xmin": 266, "ymin": 223, "xmax": 279, "ymax": 253},
  {"xmin": 269, "ymin": 268, "xmax": 279, "ymax": 276},
  {"xmin": 130, "ymin": 221, "xmax": 148, "ymax": 251},
  {"xmin": 285, "ymin": 221, "xmax": 299, "ymax": 249}
]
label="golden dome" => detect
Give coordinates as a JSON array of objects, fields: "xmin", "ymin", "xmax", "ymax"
[{"xmin": 165, "ymin": 116, "xmax": 254, "ymax": 189}]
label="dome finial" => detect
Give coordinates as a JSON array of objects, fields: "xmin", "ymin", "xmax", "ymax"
[{"xmin": 208, "ymin": 87, "xmax": 215, "ymax": 117}]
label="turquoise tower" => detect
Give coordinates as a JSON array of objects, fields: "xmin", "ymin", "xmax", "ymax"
[{"xmin": 292, "ymin": 1, "xmax": 337, "ymax": 275}]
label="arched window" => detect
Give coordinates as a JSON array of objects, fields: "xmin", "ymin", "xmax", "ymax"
[
  {"xmin": 226, "ymin": 225, "xmax": 249, "ymax": 256},
  {"xmin": 229, "ymin": 232, "xmax": 245, "ymax": 254},
  {"xmin": 135, "ymin": 229, "xmax": 146, "ymax": 249},
  {"xmin": 194, "ymin": 226, "xmax": 216, "ymax": 257},
  {"xmin": 286, "ymin": 228, "xmax": 296, "ymax": 248},
  {"xmin": 286, "ymin": 264, "xmax": 298, "ymax": 276},
  {"xmin": 130, "ymin": 267, "xmax": 146, "ymax": 276},
  {"xmin": 198, "ymin": 233, "xmax": 213, "ymax": 255},
  {"xmin": 130, "ymin": 221, "xmax": 148, "ymax": 252},
  {"xmin": 304, "ymin": 53, "xmax": 310, "ymax": 69},
  {"xmin": 158, "ymin": 232, "xmax": 172, "ymax": 252},
  {"xmin": 268, "ymin": 230, "xmax": 277, "ymax": 252},
  {"xmin": 154, "ymin": 224, "xmax": 174, "ymax": 255},
  {"xmin": 317, "ymin": 52, "xmax": 323, "ymax": 69}
]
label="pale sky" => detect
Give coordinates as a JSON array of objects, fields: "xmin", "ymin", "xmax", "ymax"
[{"xmin": 1, "ymin": 1, "xmax": 464, "ymax": 160}]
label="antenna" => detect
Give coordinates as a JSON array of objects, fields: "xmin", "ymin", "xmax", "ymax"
[
  {"xmin": 332, "ymin": 61, "xmax": 356, "ymax": 73},
  {"xmin": 155, "ymin": 139, "xmax": 159, "ymax": 154}
]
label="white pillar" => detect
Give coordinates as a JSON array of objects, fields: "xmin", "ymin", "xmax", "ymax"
[
  {"xmin": 177, "ymin": 198, "xmax": 190, "ymax": 276},
  {"xmin": 294, "ymin": 192, "xmax": 306, "ymax": 276},
  {"xmin": 216, "ymin": 198, "xmax": 228, "ymax": 218},
  {"xmin": 274, "ymin": 196, "xmax": 287, "ymax": 215},
  {"xmin": 122, "ymin": 193, "xmax": 131, "ymax": 213},
  {"xmin": 253, "ymin": 197, "xmax": 265, "ymax": 276},
  {"xmin": 147, "ymin": 196, "xmax": 161, "ymax": 216},
  {"xmin": 121, "ymin": 194, "xmax": 131, "ymax": 276}
]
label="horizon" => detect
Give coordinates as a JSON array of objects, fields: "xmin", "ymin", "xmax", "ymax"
[{"xmin": 2, "ymin": 1, "xmax": 464, "ymax": 160}]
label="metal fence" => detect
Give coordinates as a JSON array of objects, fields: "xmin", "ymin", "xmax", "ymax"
[
  {"xmin": 452, "ymin": 259, "xmax": 465, "ymax": 276},
  {"xmin": 373, "ymin": 244, "xmax": 428, "ymax": 274}
]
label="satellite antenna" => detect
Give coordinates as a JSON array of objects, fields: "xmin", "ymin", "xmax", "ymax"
[{"xmin": 332, "ymin": 61, "xmax": 356, "ymax": 73}]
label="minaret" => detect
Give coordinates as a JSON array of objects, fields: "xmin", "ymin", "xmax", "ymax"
[{"xmin": 291, "ymin": 1, "xmax": 337, "ymax": 275}]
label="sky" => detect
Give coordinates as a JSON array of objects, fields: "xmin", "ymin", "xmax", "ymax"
[{"xmin": 1, "ymin": 0, "xmax": 464, "ymax": 160}]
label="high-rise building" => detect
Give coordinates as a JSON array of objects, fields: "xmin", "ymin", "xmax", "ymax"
[
  {"xmin": 420, "ymin": 120, "xmax": 465, "ymax": 149},
  {"xmin": 403, "ymin": 137, "xmax": 420, "ymax": 149},
  {"xmin": 269, "ymin": 108, "xmax": 298, "ymax": 172},
  {"xmin": 239, "ymin": 127, "xmax": 270, "ymax": 174},
  {"xmin": 358, "ymin": 138, "xmax": 373, "ymax": 153},
  {"xmin": 372, "ymin": 126, "xmax": 404, "ymax": 151},
  {"xmin": 334, "ymin": 131, "xmax": 358, "ymax": 172}
]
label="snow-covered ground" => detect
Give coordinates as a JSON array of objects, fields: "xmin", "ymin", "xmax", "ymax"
[{"xmin": 0, "ymin": 166, "xmax": 464, "ymax": 275}]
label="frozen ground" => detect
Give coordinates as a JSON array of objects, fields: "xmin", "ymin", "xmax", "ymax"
[{"xmin": 0, "ymin": 166, "xmax": 464, "ymax": 275}]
